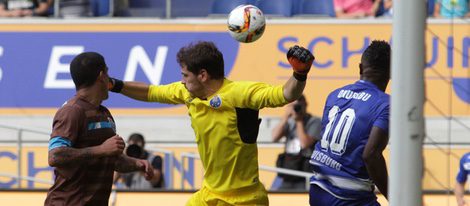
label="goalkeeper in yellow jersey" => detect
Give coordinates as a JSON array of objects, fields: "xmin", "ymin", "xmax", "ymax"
[{"xmin": 109, "ymin": 41, "xmax": 314, "ymax": 206}]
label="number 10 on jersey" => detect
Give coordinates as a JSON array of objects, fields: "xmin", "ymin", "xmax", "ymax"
[{"xmin": 320, "ymin": 106, "xmax": 356, "ymax": 156}]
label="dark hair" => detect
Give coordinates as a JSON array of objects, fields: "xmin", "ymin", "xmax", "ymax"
[
  {"xmin": 361, "ymin": 40, "xmax": 391, "ymax": 81},
  {"xmin": 176, "ymin": 41, "xmax": 224, "ymax": 79},
  {"xmin": 70, "ymin": 52, "xmax": 107, "ymax": 90},
  {"xmin": 128, "ymin": 133, "xmax": 145, "ymax": 147}
]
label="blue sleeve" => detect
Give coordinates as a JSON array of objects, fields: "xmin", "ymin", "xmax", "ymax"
[
  {"xmin": 48, "ymin": 136, "xmax": 72, "ymax": 151},
  {"xmin": 457, "ymin": 154, "xmax": 469, "ymax": 183},
  {"xmin": 373, "ymin": 102, "xmax": 389, "ymax": 132}
]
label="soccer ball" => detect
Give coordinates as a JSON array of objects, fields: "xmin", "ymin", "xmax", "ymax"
[{"xmin": 227, "ymin": 5, "xmax": 266, "ymax": 43}]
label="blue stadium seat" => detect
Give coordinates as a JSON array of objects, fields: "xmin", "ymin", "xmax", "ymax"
[
  {"xmin": 294, "ymin": 0, "xmax": 335, "ymax": 17},
  {"xmin": 47, "ymin": 5, "xmax": 54, "ymax": 16},
  {"xmin": 91, "ymin": 0, "xmax": 111, "ymax": 17},
  {"xmin": 128, "ymin": 0, "xmax": 166, "ymax": 17},
  {"xmin": 292, "ymin": 0, "xmax": 303, "ymax": 15},
  {"xmin": 129, "ymin": 0, "xmax": 163, "ymax": 8},
  {"xmin": 171, "ymin": 0, "xmax": 214, "ymax": 17},
  {"xmin": 211, "ymin": 0, "xmax": 251, "ymax": 15},
  {"xmin": 256, "ymin": 0, "xmax": 294, "ymax": 17}
]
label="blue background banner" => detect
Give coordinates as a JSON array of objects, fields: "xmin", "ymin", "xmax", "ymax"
[{"xmin": 0, "ymin": 32, "xmax": 239, "ymax": 108}]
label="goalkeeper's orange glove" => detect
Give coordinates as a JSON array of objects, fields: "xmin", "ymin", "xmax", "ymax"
[{"xmin": 287, "ymin": 45, "xmax": 314, "ymax": 81}]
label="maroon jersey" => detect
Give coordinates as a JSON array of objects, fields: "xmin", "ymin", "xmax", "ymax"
[{"xmin": 45, "ymin": 95, "xmax": 117, "ymax": 206}]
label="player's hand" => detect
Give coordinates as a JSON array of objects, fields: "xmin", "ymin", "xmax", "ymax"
[
  {"xmin": 136, "ymin": 159, "xmax": 154, "ymax": 181},
  {"xmin": 99, "ymin": 135, "xmax": 125, "ymax": 156},
  {"xmin": 108, "ymin": 77, "xmax": 124, "ymax": 93},
  {"xmin": 287, "ymin": 45, "xmax": 315, "ymax": 75}
]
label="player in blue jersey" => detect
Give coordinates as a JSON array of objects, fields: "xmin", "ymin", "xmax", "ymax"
[
  {"xmin": 455, "ymin": 152, "xmax": 470, "ymax": 206},
  {"xmin": 309, "ymin": 40, "xmax": 391, "ymax": 206}
]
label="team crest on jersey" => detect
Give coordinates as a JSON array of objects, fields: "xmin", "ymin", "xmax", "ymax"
[{"xmin": 209, "ymin": 95, "xmax": 222, "ymax": 109}]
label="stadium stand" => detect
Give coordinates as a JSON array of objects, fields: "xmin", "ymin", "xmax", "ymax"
[
  {"xmin": 128, "ymin": 0, "xmax": 166, "ymax": 17},
  {"xmin": 293, "ymin": 0, "xmax": 336, "ymax": 17},
  {"xmin": 210, "ymin": 0, "xmax": 251, "ymax": 15},
  {"xmin": 255, "ymin": 0, "xmax": 294, "ymax": 17},
  {"xmin": 90, "ymin": 0, "xmax": 112, "ymax": 16},
  {"xmin": 171, "ymin": 0, "xmax": 214, "ymax": 17},
  {"xmin": 42, "ymin": 0, "xmax": 447, "ymax": 18}
]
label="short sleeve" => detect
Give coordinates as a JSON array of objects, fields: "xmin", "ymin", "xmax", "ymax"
[
  {"xmin": 50, "ymin": 106, "xmax": 83, "ymax": 145},
  {"xmin": 236, "ymin": 82, "xmax": 288, "ymax": 109},
  {"xmin": 148, "ymin": 82, "xmax": 188, "ymax": 105},
  {"xmin": 373, "ymin": 103, "xmax": 389, "ymax": 132}
]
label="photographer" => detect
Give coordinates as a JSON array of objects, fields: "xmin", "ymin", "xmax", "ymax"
[
  {"xmin": 115, "ymin": 133, "xmax": 164, "ymax": 189},
  {"xmin": 272, "ymin": 95, "xmax": 321, "ymax": 190}
]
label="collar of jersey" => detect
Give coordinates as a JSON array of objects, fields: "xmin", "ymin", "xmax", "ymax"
[
  {"xmin": 203, "ymin": 78, "xmax": 231, "ymax": 101},
  {"xmin": 357, "ymin": 80, "xmax": 378, "ymax": 89},
  {"xmin": 76, "ymin": 94, "xmax": 101, "ymax": 109}
]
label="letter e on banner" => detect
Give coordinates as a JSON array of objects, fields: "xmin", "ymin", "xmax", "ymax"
[{"xmin": 44, "ymin": 46, "xmax": 84, "ymax": 89}]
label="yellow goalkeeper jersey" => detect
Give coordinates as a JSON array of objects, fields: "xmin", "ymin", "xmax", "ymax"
[{"xmin": 148, "ymin": 79, "xmax": 288, "ymax": 193}]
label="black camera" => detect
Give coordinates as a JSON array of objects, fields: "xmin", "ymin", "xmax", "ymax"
[
  {"xmin": 293, "ymin": 103, "xmax": 303, "ymax": 113},
  {"xmin": 126, "ymin": 144, "xmax": 144, "ymax": 159}
]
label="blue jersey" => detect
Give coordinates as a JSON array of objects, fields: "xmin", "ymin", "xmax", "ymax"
[
  {"xmin": 309, "ymin": 80, "xmax": 389, "ymax": 200},
  {"xmin": 456, "ymin": 153, "xmax": 470, "ymax": 184}
]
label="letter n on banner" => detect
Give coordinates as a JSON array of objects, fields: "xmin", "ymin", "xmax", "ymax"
[{"xmin": 174, "ymin": 155, "xmax": 194, "ymax": 189}]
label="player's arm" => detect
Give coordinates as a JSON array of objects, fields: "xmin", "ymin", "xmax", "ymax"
[
  {"xmin": 109, "ymin": 79, "xmax": 150, "ymax": 101},
  {"xmin": 48, "ymin": 135, "xmax": 125, "ymax": 167},
  {"xmin": 455, "ymin": 181, "xmax": 468, "ymax": 206},
  {"xmin": 114, "ymin": 155, "xmax": 154, "ymax": 180},
  {"xmin": 455, "ymin": 156, "xmax": 469, "ymax": 206},
  {"xmin": 283, "ymin": 46, "xmax": 314, "ymax": 102},
  {"xmin": 363, "ymin": 126, "xmax": 389, "ymax": 199}
]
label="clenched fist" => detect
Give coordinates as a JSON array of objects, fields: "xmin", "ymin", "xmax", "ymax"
[{"xmin": 287, "ymin": 45, "xmax": 315, "ymax": 76}]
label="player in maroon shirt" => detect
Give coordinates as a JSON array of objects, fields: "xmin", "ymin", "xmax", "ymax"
[{"xmin": 45, "ymin": 52, "xmax": 153, "ymax": 206}]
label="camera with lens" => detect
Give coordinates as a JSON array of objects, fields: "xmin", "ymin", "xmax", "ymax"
[
  {"xmin": 126, "ymin": 144, "xmax": 144, "ymax": 159},
  {"xmin": 293, "ymin": 103, "xmax": 303, "ymax": 113}
]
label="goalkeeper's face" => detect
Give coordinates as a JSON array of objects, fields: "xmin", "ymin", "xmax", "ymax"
[{"xmin": 181, "ymin": 66, "xmax": 204, "ymax": 98}]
